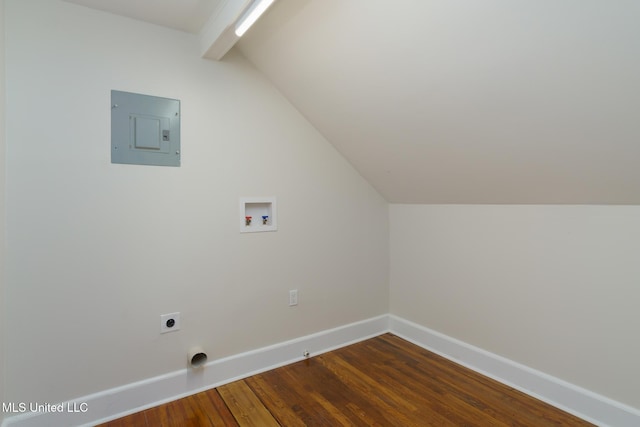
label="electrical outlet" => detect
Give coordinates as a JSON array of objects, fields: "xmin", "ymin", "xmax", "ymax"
[
  {"xmin": 289, "ymin": 289, "xmax": 298, "ymax": 306},
  {"xmin": 160, "ymin": 312, "xmax": 181, "ymax": 334}
]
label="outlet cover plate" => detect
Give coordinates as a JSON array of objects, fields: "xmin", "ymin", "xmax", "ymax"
[
  {"xmin": 289, "ymin": 289, "xmax": 298, "ymax": 306},
  {"xmin": 160, "ymin": 312, "xmax": 181, "ymax": 334}
]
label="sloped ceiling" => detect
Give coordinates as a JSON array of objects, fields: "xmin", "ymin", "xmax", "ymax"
[
  {"xmin": 65, "ymin": 0, "xmax": 222, "ymax": 33},
  {"xmin": 64, "ymin": 0, "xmax": 640, "ymax": 204},
  {"xmin": 236, "ymin": 0, "xmax": 640, "ymax": 204}
]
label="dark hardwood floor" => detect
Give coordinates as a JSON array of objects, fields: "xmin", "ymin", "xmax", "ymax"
[{"xmin": 97, "ymin": 333, "xmax": 593, "ymax": 426}]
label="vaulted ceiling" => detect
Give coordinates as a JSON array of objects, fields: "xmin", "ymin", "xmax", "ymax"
[
  {"xmin": 65, "ymin": 0, "xmax": 222, "ymax": 33},
  {"xmin": 65, "ymin": 0, "xmax": 640, "ymax": 204}
]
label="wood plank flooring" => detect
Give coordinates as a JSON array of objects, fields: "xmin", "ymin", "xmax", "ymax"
[{"xmin": 97, "ymin": 333, "xmax": 593, "ymax": 426}]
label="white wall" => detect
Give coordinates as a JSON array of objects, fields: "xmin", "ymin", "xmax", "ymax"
[
  {"xmin": 390, "ymin": 204, "xmax": 640, "ymax": 410},
  {"xmin": 4, "ymin": 0, "xmax": 388, "ymax": 406},
  {"xmin": 237, "ymin": 0, "xmax": 640, "ymax": 205},
  {"xmin": 1, "ymin": 0, "xmax": 7, "ymax": 422}
]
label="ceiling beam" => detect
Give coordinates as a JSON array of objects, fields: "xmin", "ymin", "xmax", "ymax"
[{"xmin": 199, "ymin": 0, "xmax": 251, "ymax": 60}]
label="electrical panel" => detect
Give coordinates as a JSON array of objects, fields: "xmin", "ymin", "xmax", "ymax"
[{"xmin": 111, "ymin": 90, "xmax": 181, "ymax": 167}]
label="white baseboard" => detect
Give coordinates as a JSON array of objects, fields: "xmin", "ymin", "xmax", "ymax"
[
  {"xmin": 1, "ymin": 315, "xmax": 389, "ymax": 427},
  {"xmin": 3, "ymin": 314, "xmax": 638, "ymax": 427},
  {"xmin": 389, "ymin": 315, "xmax": 640, "ymax": 427}
]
